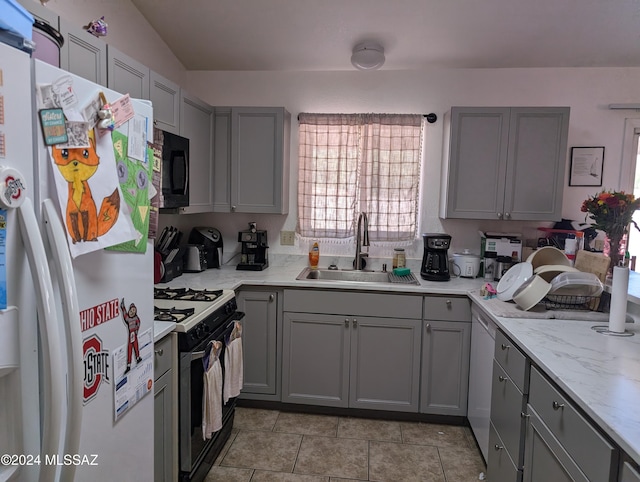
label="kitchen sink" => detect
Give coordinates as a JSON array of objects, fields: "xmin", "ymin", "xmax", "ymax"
[{"xmin": 296, "ymin": 267, "xmax": 393, "ymax": 283}]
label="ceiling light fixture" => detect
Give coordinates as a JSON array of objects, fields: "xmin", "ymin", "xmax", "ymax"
[{"xmin": 351, "ymin": 42, "xmax": 385, "ymax": 71}]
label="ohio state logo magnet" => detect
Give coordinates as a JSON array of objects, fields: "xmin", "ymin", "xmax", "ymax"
[
  {"xmin": 83, "ymin": 334, "xmax": 110, "ymax": 404},
  {"xmin": 0, "ymin": 166, "xmax": 26, "ymax": 208}
]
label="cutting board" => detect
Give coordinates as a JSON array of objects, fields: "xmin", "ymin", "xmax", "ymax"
[{"xmin": 575, "ymin": 250, "xmax": 610, "ymax": 283}]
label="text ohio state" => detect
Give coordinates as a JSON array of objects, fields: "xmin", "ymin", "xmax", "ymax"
[{"xmin": 80, "ymin": 299, "xmax": 120, "ymax": 332}]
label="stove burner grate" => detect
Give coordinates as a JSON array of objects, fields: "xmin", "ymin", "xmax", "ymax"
[
  {"xmin": 154, "ymin": 306, "xmax": 195, "ymax": 323},
  {"xmin": 154, "ymin": 287, "xmax": 223, "ymax": 302}
]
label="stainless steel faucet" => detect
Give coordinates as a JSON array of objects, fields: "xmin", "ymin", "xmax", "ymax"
[{"xmin": 354, "ymin": 212, "xmax": 370, "ymax": 270}]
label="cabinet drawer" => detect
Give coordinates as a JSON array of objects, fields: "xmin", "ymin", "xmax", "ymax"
[
  {"xmin": 529, "ymin": 367, "xmax": 617, "ymax": 482},
  {"xmin": 490, "ymin": 360, "xmax": 525, "ymax": 467},
  {"xmin": 488, "ymin": 422, "xmax": 520, "ymax": 482},
  {"xmin": 423, "ymin": 296, "xmax": 470, "ymax": 321},
  {"xmin": 283, "ymin": 289, "xmax": 422, "ymax": 319},
  {"xmin": 154, "ymin": 335, "xmax": 172, "ymax": 380},
  {"xmin": 494, "ymin": 331, "xmax": 529, "ymax": 393}
]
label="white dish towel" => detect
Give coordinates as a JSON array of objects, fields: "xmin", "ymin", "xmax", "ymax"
[
  {"xmin": 224, "ymin": 322, "xmax": 243, "ymax": 403},
  {"xmin": 202, "ymin": 341, "xmax": 223, "ymax": 440}
]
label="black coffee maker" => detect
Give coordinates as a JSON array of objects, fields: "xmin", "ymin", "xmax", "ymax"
[
  {"xmin": 237, "ymin": 222, "xmax": 269, "ymax": 271},
  {"xmin": 420, "ymin": 233, "xmax": 452, "ymax": 281}
]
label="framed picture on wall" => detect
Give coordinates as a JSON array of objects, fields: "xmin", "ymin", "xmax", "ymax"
[{"xmin": 569, "ymin": 146, "xmax": 604, "ymax": 186}]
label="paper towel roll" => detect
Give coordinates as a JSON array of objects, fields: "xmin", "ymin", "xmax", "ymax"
[{"xmin": 609, "ymin": 266, "xmax": 629, "ymax": 333}]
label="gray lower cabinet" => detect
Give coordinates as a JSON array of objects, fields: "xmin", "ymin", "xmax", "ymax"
[
  {"xmin": 107, "ymin": 45, "xmax": 150, "ymax": 99},
  {"xmin": 59, "ymin": 18, "xmax": 107, "ymax": 86},
  {"xmin": 523, "ymin": 367, "xmax": 617, "ymax": 482},
  {"xmin": 236, "ymin": 289, "xmax": 280, "ymax": 400},
  {"xmin": 621, "ymin": 460, "xmax": 640, "ymax": 482},
  {"xmin": 421, "ymin": 296, "xmax": 471, "ymax": 416},
  {"xmin": 441, "ymin": 106, "xmax": 569, "ymax": 221},
  {"xmin": 150, "ymin": 71, "xmax": 180, "ymax": 135},
  {"xmin": 213, "ymin": 107, "xmax": 290, "ymax": 214},
  {"xmin": 179, "ymin": 92, "xmax": 214, "ymax": 213},
  {"xmin": 154, "ymin": 334, "xmax": 177, "ymax": 482},
  {"xmin": 282, "ymin": 290, "xmax": 422, "ymax": 411},
  {"xmin": 488, "ymin": 330, "xmax": 529, "ymax": 482}
]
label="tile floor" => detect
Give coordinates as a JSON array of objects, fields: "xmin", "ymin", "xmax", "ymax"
[{"xmin": 205, "ymin": 407, "xmax": 486, "ymax": 481}]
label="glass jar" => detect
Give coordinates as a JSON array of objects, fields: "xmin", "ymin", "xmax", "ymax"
[{"xmin": 392, "ymin": 248, "xmax": 406, "ymax": 269}]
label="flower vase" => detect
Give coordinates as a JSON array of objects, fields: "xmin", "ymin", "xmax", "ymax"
[{"xmin": 604, "ymin": 232, "xmax": 627, "ymax": 276}]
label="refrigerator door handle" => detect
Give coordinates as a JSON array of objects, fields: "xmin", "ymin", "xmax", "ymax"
[
  {"xmin": 17, "ymin": 198, "xmax": 65, "ymax": 482},
  {"xmin": 42, "ymin": 199, "xmax": 83, "ymax": 482}
]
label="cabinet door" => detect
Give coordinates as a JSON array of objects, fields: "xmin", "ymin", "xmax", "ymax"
[
  {"xmin": 621, "ymin": 461, "xmax": 640, "ymax": 482},
  {"xmin": 107, "ymin": 46, "xmax": 150, "ymax": 99},
  {"xmin": 212, "ymin": 107, "xmax": 232, "ymax": 212},
  {"xmin": 180, "ymin": 92, "xmax": 214, "ymax": 213},
  {"xmin": 237, "ymin": 290, "xmax": 278, "ymax": 399},
  {"xmin": 503, "ymin": 108, "xmax": 569, "ymax": 221},
  {"xmin": 154, "ymin": 368, "xmax": 174, "ymax": 482},
  {"xmin": 349, "ymin": 316, "xmax": 421, "ymax": 412},
  {"xmin": 442, "ymin": 107, "xmax": 510, "ymax": 219},
  {"xmin": 150, "ymin": 71, "xmax": 180, "ymax": 135},
  {"xmin": 420, "ymin": 320, "xmax": 470, "ymax": 416},
  {"xmin": 523, "ymin": 407, "xmax": 588, "ymax": 482},
  {"xmin": 231, "ymin": 107, "xmax": 290, "ymax": 213},
  {"xmin": 282, "ymin": 312, "xmax": 349, "ymax": 407},
  {"xmin": 59, "ymin": 19, "xmax": 107, "ymax": 86}
]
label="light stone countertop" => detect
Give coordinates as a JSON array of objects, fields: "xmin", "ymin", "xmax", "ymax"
[{"xmin": 154, "ymin": 254, "xmax": 640, "ymax": 466}]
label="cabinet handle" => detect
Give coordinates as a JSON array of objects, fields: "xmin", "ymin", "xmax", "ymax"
[
  {"xmin": 269, "ymin": 294, "xmax": 275, "ymax": 302},
  {"xmin": 353, "ymin": 318, "xmax": 357, "ymax": 328},
  {"xmin": 552, "ymin": 401, "xmax": 565, "ymax": 410},
  {"xmin": 494, "ymin": 444, "xmax": 504, "ymax": 451},
  {"xmin": 505, "ymin": 212, "xmax": 511, "ymax": 219},
  {"xmin": 231, "ymin": 205, "xmax": 237, "ymax": 211},
  {"xmin": 498, "ymin": 375, "xmax": 508, "ymax": 382},
  {"xmin": 445, "ymin": 299, "xmax": 452, "ymax": 308},
  {"xmin": 497, "ymin": 212, "xmax": 503, "ymax": 219},
  {"xmin": 521, "ymin": 412, "xmax": 530, "ymax": 419},
  {"xmin": 155, "ymin": 349, "xmax": 164, "ymax": 356},
  {"xmin": 501, "ymin": 343, "xmax": 510, "ymax": 351},
  {"xmin": 345, "ymin": 318, "xmax": 350, "ymax": 327},
  {"xmin": 425, "ymin": 323, "xmax": 431, "ymax": 332}
]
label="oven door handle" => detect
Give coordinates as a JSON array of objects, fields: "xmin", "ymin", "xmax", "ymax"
[{"xmin": 190, "ymin": 312, "xmax": 245, "ymax": 362}]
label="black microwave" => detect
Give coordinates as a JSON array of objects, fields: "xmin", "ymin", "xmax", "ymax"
[{"xmin": 158, "ymin": 129, "xmax": 189, "ymax": 209}]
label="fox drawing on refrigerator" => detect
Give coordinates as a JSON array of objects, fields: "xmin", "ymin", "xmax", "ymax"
[{"xmin": 52, "ymin": 137, "xmax": 120, "ymax": 243}]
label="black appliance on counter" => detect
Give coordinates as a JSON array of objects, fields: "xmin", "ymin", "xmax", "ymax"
[
  {"xmin": 421, "ymin": 233, "xmax": 452, "ymax": 281},
  {"xmin": 189, "ymin": 227, "xmax": 223, "ymax": 268},
  {"xmin": 237, "ymin": 223, "xmax": 268, "ymax": 271},
  {"xmin": 156, "ymin": 128, "xmax": 190, "ymax": 209}
]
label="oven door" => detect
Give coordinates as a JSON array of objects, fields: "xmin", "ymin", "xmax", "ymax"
[{"xmin": 178, "ymin": 312, "xmax": 244, "ymax": 476}]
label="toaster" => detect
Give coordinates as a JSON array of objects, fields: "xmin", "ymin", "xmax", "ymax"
[{"xmin": 183, "ymin": 244, "xmax": 207, "ymax": 272}]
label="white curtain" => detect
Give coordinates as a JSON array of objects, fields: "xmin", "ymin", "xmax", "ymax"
[{"xmin": 297, "ymin": 113, "xmax": 423, "ymax": 243}]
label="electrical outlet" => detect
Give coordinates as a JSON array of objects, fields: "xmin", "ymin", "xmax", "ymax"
[{"xmin": 280, "ymin": 231, "xmax": 295, "ymax": 246}]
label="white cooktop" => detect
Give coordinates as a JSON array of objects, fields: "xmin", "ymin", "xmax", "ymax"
[{"xmin": 154, "ymin": 289, "xmax": 235, "ymax": 332}]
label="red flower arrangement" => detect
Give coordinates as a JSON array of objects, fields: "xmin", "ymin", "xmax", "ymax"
[
  {"xmin": 581, "ymin": 190, "xmax": 640, "ymax": 236},
  {"xmin": 581, "ymin": 190, "xmax": 640, "ymax": 270}
]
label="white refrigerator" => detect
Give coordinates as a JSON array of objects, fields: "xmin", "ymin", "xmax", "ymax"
[{"xmin": 0, "ymin": 40, "xmax": 155, "ymax": 481}]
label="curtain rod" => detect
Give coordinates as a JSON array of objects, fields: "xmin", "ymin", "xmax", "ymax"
[{"xmin": 296, "ymin": 113, "xmax": 438, "ymax": 123}]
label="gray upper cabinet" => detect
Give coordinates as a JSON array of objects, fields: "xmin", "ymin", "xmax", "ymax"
[
  {"xmin": 236, "ymin": 289, "xmax": 280, "ymax": 400},
  {"xmin": 180, "ymin": 92, "xmax": 214, "ymax": 213},
  {"xmin": 150, "ymin": 71, "xmax": 180, "ymax": 135},
  {"xmin": 59, "ymin": 18, "xmax": 107, "ymax": 86},
  {"xmin": 440, "ymin": 107, "xmax": 569, "ymax": 221},
  {"xmin": 107, "ymin": 45, "xmax": 150, "ymax": 99},
  {"xmin": 213, "ymin": 107, "xmax": 290, "ymax": 214}
]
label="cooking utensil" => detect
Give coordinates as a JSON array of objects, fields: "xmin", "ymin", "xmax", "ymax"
[
  {"xmin": 526, "ymin": 246, "xmax": 570, "ymax": 270},
  {"xmin": 533, "ymin": 264, "xmax": 579, "ymax": 282}
]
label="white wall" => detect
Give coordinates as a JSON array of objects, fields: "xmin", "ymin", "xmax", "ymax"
[{"xmin": 172, "ymin": 67, "xmax": 640, "ymax": 260}]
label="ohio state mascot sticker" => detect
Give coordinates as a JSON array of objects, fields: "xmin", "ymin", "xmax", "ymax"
[{"xmin": 83, "ymin": 334, "xmax": 110, "ymax": 404}]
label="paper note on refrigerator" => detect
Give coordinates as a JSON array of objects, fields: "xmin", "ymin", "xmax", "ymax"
[{"xmin": 48, "ymin": 127, "xmax": 138, "ymax": 258}]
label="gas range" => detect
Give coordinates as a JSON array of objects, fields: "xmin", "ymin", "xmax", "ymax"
[{"xmin": 153, "ymin": 287, "xmax": 236, "ymax": 333}]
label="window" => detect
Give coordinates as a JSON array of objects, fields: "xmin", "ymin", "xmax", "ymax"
[{"xmin": 297, "ymin": 113, "xmax": 424, "ymax": 243}]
